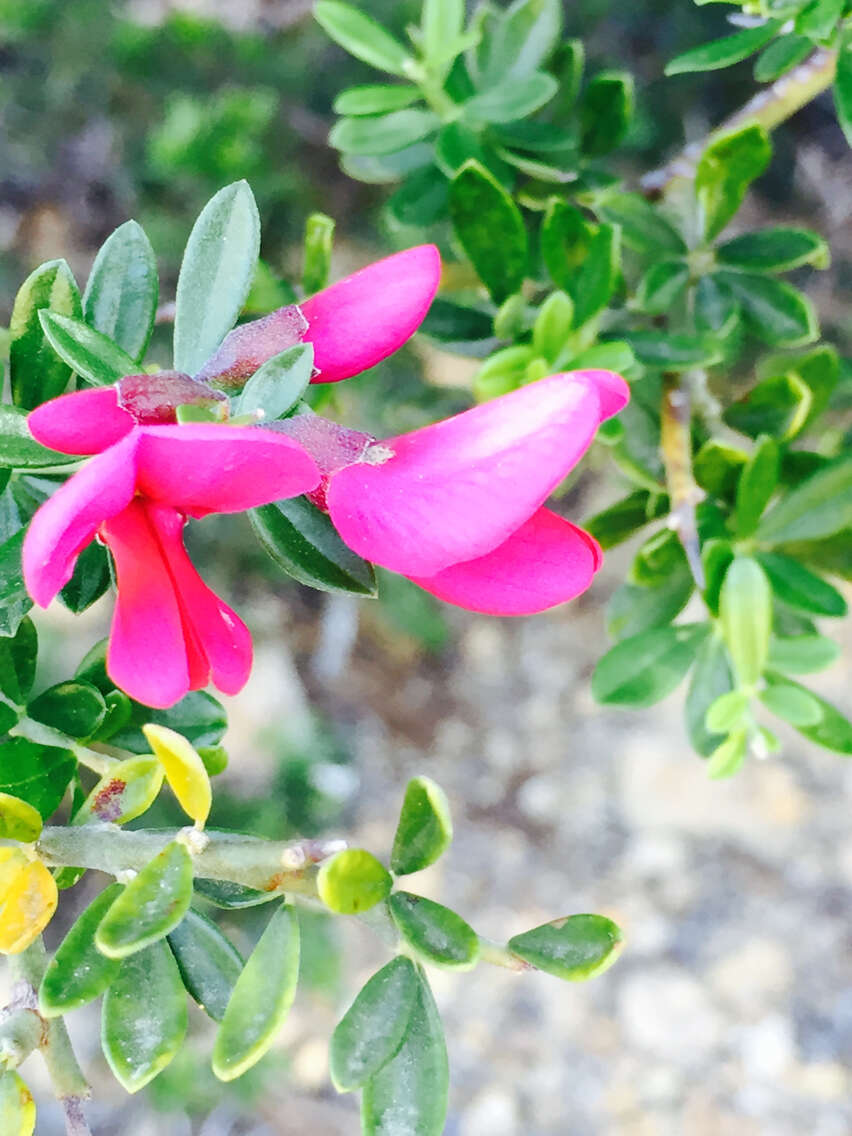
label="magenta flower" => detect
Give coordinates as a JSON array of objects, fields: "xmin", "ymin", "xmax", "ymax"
[
  {"xmin": 280, "ymin": 370, "xmax": 630, "ymax": 615},
  {"xmin": 24, "ymin": 405, "xmax": 320, "ymax": 708}
]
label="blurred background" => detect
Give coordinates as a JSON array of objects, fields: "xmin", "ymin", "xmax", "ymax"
[{"xmin": 2, "ymin": 1, "xmax": 852, "ymax": 1133}]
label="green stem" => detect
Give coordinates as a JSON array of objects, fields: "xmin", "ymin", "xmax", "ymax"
[{"xmin": 10, "ymin": 717, "xmax": 120, "ymax": 776}]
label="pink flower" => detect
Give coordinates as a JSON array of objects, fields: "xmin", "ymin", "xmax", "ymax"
[
  {"xmin": 279, "ymin": 370, "xmax": 630, "ymax": 615},
  {"xmin": 24, "ymin": 398, "xmax": 320, "ymax": 708}
]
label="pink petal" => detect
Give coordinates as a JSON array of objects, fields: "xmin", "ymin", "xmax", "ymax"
[
  {"xmin": 23, "ymin": 433, "xmax": 139, "ymax": 608},
  {"xmin": 146, "ymin": 505, "xmax": 252, "ymax": 697},
  {"xmin": 101, "ymin": 501, "xmax": 191, "ymax": 708},
  {"xmin": 135, "ymin": 425, "xmax": 319, "ymax": 515},
  {"xmin": 573, "ymin": 369, "xmax": 630, "ymax": 420},
  {"xmin": 409, "ymin": 508, "xmax": 602, "ymax": 615},
  {"xmin": 326, "ymin": 372, "xmax": 610, "ymax": 577},
  {"xmin": 301, "ymin": 245, "xmax": 441, "ymax": 383},
  {"xmin": 28, "ymin": 387, "xmax": 135, "ymax": 455},
  {"xmin": 194, "ymin": 306, "xmax": 308, "ymax": 389}
]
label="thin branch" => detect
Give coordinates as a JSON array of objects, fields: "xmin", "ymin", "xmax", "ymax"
[{"xmin": 661, "ymin": 372, "xmax": 706, "ymax": 589}]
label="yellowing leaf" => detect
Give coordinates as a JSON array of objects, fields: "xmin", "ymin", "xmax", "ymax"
[
  {"xmin": 0, "ymin": 1070, "xmax": 36, "ymax": 1136},
  {"xmin": 0, "ymin": 794, "xmax": 43, "ymax": 843},
  {"xmin": 0, "ymin": 855, "xmax": 58, "ymax": 954},
  {"xmin": 142, "ymin": 724, "xmax": 212, "ymax": 827}
]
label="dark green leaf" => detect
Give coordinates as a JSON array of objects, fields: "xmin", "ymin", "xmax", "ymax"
[
  {"xmin": 0, "ymin": 406, "xmax": 68, "ymax": 470},
  {"xmin": 334, "ymin": 85, "xmax": 421, "ymax": 116},
  {"xmin": 389, "ymin": 892, "xmax": 479, "ymax": 970},
  {"xmin": 173, "ymin": 181, "xmax": 261, "ymax": 376},
  {"xmin": 315, "ymin": 1, "xmax": 413, "ymax": 76},
  {"xmin": 572, "ymin": 224, "xmax": 620, "ymax": 327},
  {"xmin": 695, "ymin": 124, "xmax": 772, "ymax": 241},
  {"xmin": 592, "ymin": 624, "xmax": 709, "ymax": 707},
  {"xmin": 724, "ymin": 371, "xmax": 813, "ymax": 440},
  {"xmin": 0, "ymin": 529, "xmax": 30, "ymax": 638},
  {"xmin": 251, "ymin": 496, "xmax": 377, "ymax": 596},
  {"xmin": 83, "ymin": 220, "xmax": 158, "ymax": 361},
  {"xmin": 607, "ymin": 574, "xmax": 694, "ymax": 640},
  {"xmin": 754, "ymin": 34, "xmax": 812, "ymax": 82},
  {"xmin": 580, "ymin": 71, "xmax": 634, "ymax": 156},
  {"xmin": 419, "ymin": 298, "xmax": 494, "ymax": 344},
  {"xmin": 719, "ymin": 557, "xmax": 772, "ymax": 685},
  {"xmin": 685, "ymin": 633, "xmax": 734, "ymax": 757},
  {"xmin": 232, "ymin": 344, "xmax": 313, "ymax": 421},
  {"xmin": 385, "ymin": 167, "xmax": 450, "ymax": 227},
  {"xmin": 734, "ymin": 435, "xmax": 779, "ymax": 536},
  {"xmin": 834, "ymin": 28, "xmax": 852, "ymax": 145},
  {"xmin": 167, "ymin": 909, "xmax": 243, "ymax": 1022},
  {"xmin": 449, "ymin": 161, "xmax": 528, "ymax": 303},
  {"xmin": 756, "ymin": 551, "xmax": 847, "ymax": 616},
  {"xmin": 597, "ymin": 191, "xmax": 686, "ymax": 256},
  {"xmin": 509, "ymin": 914, "xmax": 623, "ymax": 980},
  {"xmin": 39, "ymin": 311, "xmax": 138, "ymax": 387},
  {"xmin": 39, "ymin": 885, "xmax": 123, "ymax": 1016},
  {"xmin": 666, "ymin": 20, "xmax": 781, "ymax": 75},
  {"xmin": 540, "ymin": 199, "xmax": 593, "ymax": 291},
  {"xmin": 10, "ymin": 259, "xmax": 81, "ymax": 409},
  {"xmin": 634, "ymin": 259, "xmax": 689, "ymax": 315},
  {"xmin": 435, "ymin": 121, "xmax": 510, "ymax": 181},
  {"xmin": 212, "ymin": 903, "xmax": 300, "ymax": 1081},
  {"xmin": 0, "ymin": 738, "xmax": 75, "ymax": 818},
  {"xmin": 329, "ymin": 110, "xmax": 440, "ymax": 156},
  {"xmin": 193, "ymin": 878, "xmax": 278, "ymax": 909},
  {"xmin": 463, "ymin": 72, "xmax": 557, "ymax": 124},
  {"xmin": 624, "ymin": 331, "xmax": 722, "ymax": 369},
  {"xmin": 584, "ymin": 491, "xmax": 668, "ymax": 550},
  {"xmin": 702, "ymin": 539, "xmax": 735, "ymax": 615},
  {"xmin": 694, "ymin": 274, "xmax": 740, "ymax": 337},
  {"xmin": 756, "ymin": 456, "xmax": 852, "ymax": 543},
  {"xmin": 28, "ymin": 680, "xmax": 106, "ymax": 740},
  {"xmin": 391, "ymin": 776, "xmax": 453, "ymax": 875},
  {"xmin": 768, "ymin": 634, "xmax": 840, "ymax": 674},
  {"xmin": 59, "ymin": 541, "xmax": 112, "ymax": 614},
  {"xmin": 362, "ymin": 969, "xmax": 448, "ymax": 1136},
  {"xmin": 101, "ymin": 940, "xmax": 187, "ymax": 1093},
  {"xmin": 712, "ymin": 271, "xmax": 817, "ymax": 347},
  {"xmin": 694, "ymin": 439, "xmax": 747, "ymax": 499},
  {"xmin": 107, "ymin": 689, "xmax": 228, "ymax": 754},
  {"xmin": 330, "ymin": 956, "xmax": 418, "ymax": 1092},
  {"xmin": 96, "ymin": 842, "xmax": 194, "ymax": 959},
  {"xmin": 717, "ymin": 226, "xmax": 829, "ymax": 272},
  {"xmin": 0, "ymin": 617, "xmax": 37, "ymax": 704}
]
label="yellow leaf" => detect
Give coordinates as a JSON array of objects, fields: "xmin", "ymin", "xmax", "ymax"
[
  {"xmin": 0, "ymin": 857, "xmax": 58, "ymax": 954},
  {"xmin": 0, "ymin": 1070, "xmax": 36, "ymax": 1136},
  {"xmin": 143, "ymin": 724, "xmax": 212, "ymax": 827}
]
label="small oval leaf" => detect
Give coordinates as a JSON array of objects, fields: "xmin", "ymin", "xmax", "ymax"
[
  {"xmin": 0, "ymin": 851, "xmax": 58, "ymax": 954},
  {"xmin": 83, "ymin": 219, "xmax": 158, "ymax": 362},
  {"xmin": 142, "ymin": 724, "xmax": 211, "ymax": 827},
  {"xmin": 27, "ymin": 680, "xmax": 107, "ymax": 740},
  {"xmin": 389, "ymin": 892, "xmax": 479, "ymax": 970},
  {"xmin": 317, "ymin": 850, "xmax": 392, "ymax": 915},
  {"xmin": 0, "ymin": 794, "xmax": 43, "ymax": 843},
  {"xmin": 719, "ymin": 557, "xmax": 772, "ymax": 686},
  {"xmin": 0, "ymin": 1071, "xmax": 36, "ymax": 1136},
  {"xmin": 212, "ymin": 903, "xmax": 300, "ymax": 1081},
  {"xmin": 9, "ymin": 259, "xmax": 81, "ymax": 410},
  {"xmin": 390, "ymin": 776, "xmax": 453, "ymax": 876},
  {"xmin": 96, "ymin": 842, "xmax": 193, "ymax": 959},
  {"xmin": 39, "ymin": 884, "xmax": 123, "ymax": 1016},
  {"xmin": 73, "ymin": 757, "xmax": 164, "ymax": 826},
  {"xmin": 167, "ymin": 908, "xmax": 243, "ymax": 1022},
  {"xmin": 508, "ymin": 914, "xmax": 623, "ymax": 980}
]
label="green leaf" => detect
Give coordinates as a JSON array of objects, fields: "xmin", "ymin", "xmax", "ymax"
[
  {"xmin": 96, "ymin": 842, "xmax": 193, "ymax": 959},
  {"xmin": 584, "ymin": 491, "xmax": 668, "ymax": 550},
  {"xmin": 592, "ymin": 624, "xmax": 709, "ymax": 708},
  {"xmin": 38, "ymin": 311, "xmax": 137, "ymax": 387},
  {"xmin": 231, "ymin": 344, "xmax": 313, "ymax": 422},
  {"xmin": 341, "ymin": 143, "xmax": 435, "ymax": 186},
  {"xmin": 712, "ymin": 271, "xmax": 817, "ymax": 347},
  {"xmin": 705, "ymin": 690, "xmax": 751, "ymax": 734},
  {"xmin": 101, "ymin": 940, "xmax": 187, "ymax": 1093},
  {"xmin": 0, "ymin": 406, "xmax": 68, "ymax": 470},
  {"xmin": 717, "ymin": 226, "xmax": 829, "ymax": 272},
  {"xmin": 666, "ymin": 20, "xmax": 781, "ymax": 75},
  {"xmin": 83, "ymin": 220, "xmax": 158, "ymax": 361},
  {"xmin": 0, "ymin": 793, "xmax": 42, "ymax": 842},
  {"xmin": 317, "ymin": 849, "xmax": 392, "ymax": 915},
  {"xmin": 463, "ymin": 72, "xmax": 557, "ymax": 124},
  {"xmin": 449, "ymin": 160, "xmax": 528, "ymax": 303},
  {"xmin": 580, "ymin": 71, "xmax": 634, "ymax": 156},
  {"xmin": 702, "ymin": 540, "xmax": 736, "ymax": 616},
  {"xmin": 634, "ymin": 259, "xmax": 690, "ymax": 315},
  {"xmin": 694, "ymin": 274, "xmax": 740, "ymax": 337},
  {"xmin": 834, "ymin": 28, "xmax": 852, "ymax": 145},
  {"xmin": 73, "ymin": 756, "xmax": 164, "ymax": 826},
  {"xmin": 572, "ymin": 224, "xmax": 620, "ymax": 327},
  {"xmin": 764, "ymin": 673, "xmax": 852, "ymax": 754},
  {"xmin": 389, "ymin": 892, "xmax": 479, "ymax": 970},
  {"xmin": 796, "ymin": 0, "xmax": 844, "ymax": 41},
  {"xmin": 607, "ymin": 574, "xmax": 694, "ymax": 641},
  {"xmin": 753, "ymin": 34, "xmax": 812, "ymax": 82},
  {"xmin": 734, "ymin": 435, "xmax": 779, "ymax": 536},
  {"xmin": 0, "ymin": 528, "xmax": 30, "ymax": 638},
  {"xmin": 212, "ymin": 903, "xmax": 300, "ymax": 1081},
  {"xmin": 686, "ymin": 633, "xmax": 734, "ymax": 757},
  {"xmin": 193, "ymin": 879, "xmax": 278, "ymax": 909},
  {"xmin": 719, "ymin": 557, "xmax": 772, "ymax": 686},
  {"xmin": 251, "ymin": 496, "xmax": 377, "ymax": 596},
  {"xmin": 476, "ymin": 0, "xmax": 562, "ymax": 85},
  {"xmin": 695, "ymin": 124, "xmax": 772, "ymax": 241},
  {"xmin": 0, "ymin": 1071, "xmax": 35, "ymax": 1135},
  {"xmin": 757, "ymin": 551, "xmax": 847, "ymax": 617},
  {"xmin": 420, "ymin": 297, "xmax": 494, "ymax": 345},
  {"xmin": 28, "ymin": 680, "xmax": 106, "ymax": 740},
  {"xmin": 759, "ymin": 682, "xmax": 823, "ymax": 725},
  {"xmin": 315, "ymin": 1, "xmax": 413, "ymax": 77},
  {"xmin": 390, "ymin": 776, "xmax": 453, "ymax": 875},
  {"xmin": 694, "ymin": 439, "xmax": 747, "ymax": 499},
  {"xmin": 0, "ymin": 617, "xmax": 37, "ymax": 704},
  {"xmin": 508, "ymin": 914, "xmax": 623, "ymax": 980},
  {"xmin": 597, "ymin": 191, "xmax": 686, "ymax": 256},
  {"xmin": 724, "ymin": 371, "xmax": 813, "ymax": 440},
  {"xmin": 329, "ymin": 110, "xmax": 440, "ymax": 155},
  {"xmin": 10, "ymin": 259, "xmax": 82, "ymax": 409},
  {"xmin": 334, "ymin": 85, "xmax": 421, "ymax": 116},
  {"xmin": 330, "ymin": 956, "xmax": 418, "ymax": 1092},
  {"xmin": 39, "ymin": 885, "xmax": 123, "ymax": 1016},
  {"xmin": 362, "ymin": 969, "xmax": 448, "ymax": 1136},
  {"xmin": 624, "ymin": 331, "xmax": 722, "ymax": 369},
  {"xmin": 423, "ymin": 0, "xmax": 464, "ymax": 75},
  {"xmin": 706, "ymin": 729, "xmax": 747, "ymax": 779},
  {"xmin": 173, "ymin": 181, "xmax": 261, "ymax": 376},
  {"xmin": 540, "ymin": 199, "xmax": 593, "ymax": 291},
  {"xmin": 756, "ymin": 456, "xmax": 852, "ymax": 543},
  {"xmin": 435, "ymin": 121, "xmax": 508, "ymax": 181},
  {"xmin": 533, "ymin": 291, "xmax": 574, "ymax": 361},
  {"xmin": 385, "ymin": 166, "xmax": 450, "ymax": 227},
  {"xmin": 0, "ymin": 739, "xmax": 75, "ymax": 818},
  {"xmin": 59, "ymin": 541, "xmax": 112, "ymax": 615},
  {"xmin": 167, "ymin": 908, "xmax": 243, "ymax": 1022},
  {"xmin": 768, "ymin": 634, "xmax": 840, "ymax": 674},
  {"xmin": 302, "ymin": 213, "xmax": 335, "ymax": 295}
]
